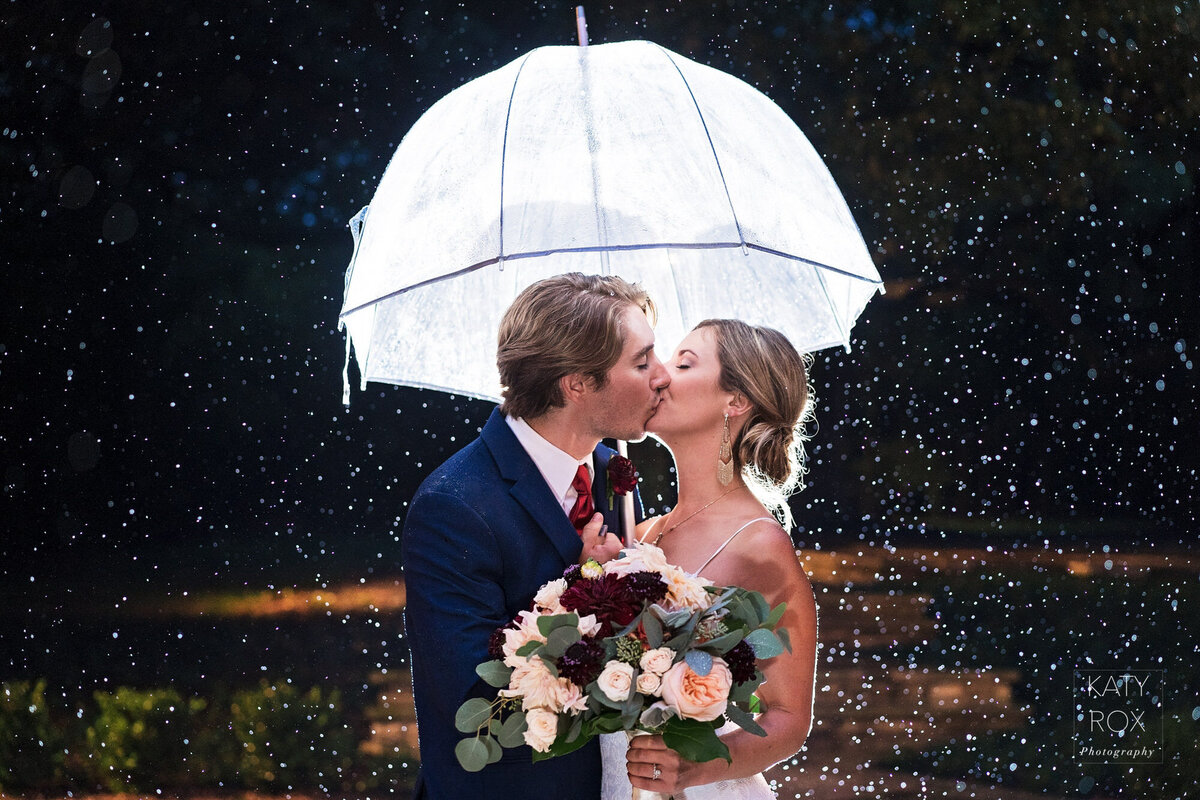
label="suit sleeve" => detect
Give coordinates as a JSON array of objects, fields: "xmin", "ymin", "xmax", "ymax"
[{"xmin": 403, "ymin": 489, "xmax": 509, "ymax": 736}]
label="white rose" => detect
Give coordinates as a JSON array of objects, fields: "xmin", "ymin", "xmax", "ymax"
[
  {"xmin": 596, "ymin": 660, "xmax": 636, "ymax": 702},
  {"xmin": 636, "ymin": 671, "xmax": 662, "ymax": 696},
  {"xmin": 534, "ymin": 578, "xmax": 568, "ymax": 614},
  {"xmin": 523, "ymin": 707, "xmax": 559, "ymax": 753},
  {"xmin": 639, "ymin": 647, "xmax": 676, "ymax": 676}
]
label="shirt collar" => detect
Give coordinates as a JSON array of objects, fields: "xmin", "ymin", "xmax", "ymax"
[{"xmin": 506, "ymin": 414, "xmax": 592, "ymax": 504}]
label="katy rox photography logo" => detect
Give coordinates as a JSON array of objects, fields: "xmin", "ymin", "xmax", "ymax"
[{"xmin": 1073, "ymin": 669, "xmax": 1163, "ymax": 764}]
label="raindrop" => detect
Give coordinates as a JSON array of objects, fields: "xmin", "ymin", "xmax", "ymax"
[
  {"xmin": 58, "ymin": 166, "xmax": 96, "ymax": 209},
  {"xmin": 76, "ymin": 17, "xmax": 114, "ymax": 57},
  {"xmin": 102, "ymin": 202, "xmax": 138, "ymax": 243}
]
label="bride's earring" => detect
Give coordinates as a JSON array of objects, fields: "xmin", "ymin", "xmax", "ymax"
[{"xmin": 718, "ymin": 412, "xmax": 734, "ymax": 486}]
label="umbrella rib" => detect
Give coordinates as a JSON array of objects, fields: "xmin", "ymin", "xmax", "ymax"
[
  {"xmin": 654, "ymin": 44, "xmax": 747, "ymax": 251},
  {"xmin": 337, "ymin": 241, "xmax": 883, "ymax": 319},
  {"xmin": 810, "ymin": 260, "xmax": 852, "ymax": 351},
  {"xmin": 498, "ymin": 51, "xmax": 536, "ymax": 264}
]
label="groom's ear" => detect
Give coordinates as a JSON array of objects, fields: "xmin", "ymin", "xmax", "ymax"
[{"xmin": 560, "ymin": 372, "xmax": 590, "ymax": 405}]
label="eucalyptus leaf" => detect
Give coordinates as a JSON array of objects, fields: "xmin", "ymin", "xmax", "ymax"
[
  {"xmin": 744, "ymin": 628, "xmax": 784, "ymax": 659},
  {"xmin": 497, "ymin": 712, "xmax": 528, "ymax": 748},
  {"xmin": 476, "ymin": 660, "xmax": 513, "ymax": 688},
  {"xmin": 685, "ymin": 649, "xmax": 713, "ymax": 676},
  {"xmin": 702, "ymin": 628, "xmax": 746, "ymax": 654},
  {"xmin": 455, "ymin": 737, "xmax": 490, "ymax": 772},
  {"xmin": 536, "ymin": 612, "xmax": 580, "ymax": 636},
  {"xmin": 454, "ymin": 697, "xmax": 494, "ymax": 733},
  {"xmin": 765, "ymin": 601, "xmax": 788, "ymax": 629},
  {"xmin": 484, "ymin": 734, "xmax": 503, "ymax": 764},
  {"xmin": 515, "ymin": 640, "xmax": 541, "ymax": 658},
  {"xmin": 724, "ymin": 703, "xmax": 767, "ymax": 736},
  {"xmin": 777, "ymin": 626, "xmax": 792, "ymax": 653},
  {"xmin": 749, "ymin": 591, "xmax": 770, "ymax": 624},
  {"xmin": 642, "ymin": 611, "xmax": 663, "ymax": 648},
  {"xmin": 542, "ymin": 625, "xmax": 581, "ymax": 658}
]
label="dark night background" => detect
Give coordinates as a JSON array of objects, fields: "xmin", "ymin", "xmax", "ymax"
[{"xmin": 2, "ymin": 0, "xmax": 1197, "ymax": 599}]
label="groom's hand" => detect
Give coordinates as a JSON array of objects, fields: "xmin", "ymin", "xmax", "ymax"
[{"xmin": 578, "ymin": 513, "xmax": 623, "ymax": 564}]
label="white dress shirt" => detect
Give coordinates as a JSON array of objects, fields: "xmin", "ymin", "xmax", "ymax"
[{"xmin": 506, "ymin": 415, "xmax": 593, "ymax": 517}]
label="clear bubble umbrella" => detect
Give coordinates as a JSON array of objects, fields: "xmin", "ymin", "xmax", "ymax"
[{"xmin": 338, "ymin": 38, "xmax": 883, "ymax": 405}]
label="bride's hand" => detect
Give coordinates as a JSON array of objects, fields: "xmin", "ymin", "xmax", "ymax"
[
  {"xmin": 578, "ymin": 513, "xmax": 623, "ymax": 564},
  {"xmin": 626, "ymin": 733, "xmax": 706, "ymax": 794}
]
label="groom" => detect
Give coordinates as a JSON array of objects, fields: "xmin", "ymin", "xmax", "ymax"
[{"xmin": 402, "ymin": 273, "xmax": 671, "ymax": 799}]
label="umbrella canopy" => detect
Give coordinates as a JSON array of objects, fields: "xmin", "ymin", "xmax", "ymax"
[{"xmin": 339, "ymin": 40, "xmax": 882, "ymax": 403}]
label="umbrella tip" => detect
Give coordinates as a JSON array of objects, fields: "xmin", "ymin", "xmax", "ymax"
[{"xmin": 575, "ymin": 6, "xmax": 589, "ymax": 47}]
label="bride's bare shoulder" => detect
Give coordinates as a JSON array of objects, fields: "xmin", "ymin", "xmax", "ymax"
[{"xmin": 633, "ymin": 516, "xmax": 664, "ymax": 543}]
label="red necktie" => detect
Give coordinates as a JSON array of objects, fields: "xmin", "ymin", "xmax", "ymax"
[{"xmin": 568, "ymin": 464, "xmax": 594, "ymax": 533}]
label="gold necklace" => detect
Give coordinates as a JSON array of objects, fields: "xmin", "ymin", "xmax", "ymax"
[{"xmin": 651, "ymin": 486, "xmax": 740, "ymax": 546}]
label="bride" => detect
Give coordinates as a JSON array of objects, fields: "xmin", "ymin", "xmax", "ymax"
[{"xmin": 601, "ymin": 319, "xmax": 819, "ymax": 799}]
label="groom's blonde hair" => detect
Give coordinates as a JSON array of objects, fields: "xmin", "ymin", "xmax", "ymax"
[{"xmin": 498, "ymin": 273, "xmax": 655, "ymax": 420}]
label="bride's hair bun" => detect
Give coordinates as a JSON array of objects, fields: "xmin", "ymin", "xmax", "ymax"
[{"xmin": 695, "ymin": 320, "xmax": 814, "ymax": 526}]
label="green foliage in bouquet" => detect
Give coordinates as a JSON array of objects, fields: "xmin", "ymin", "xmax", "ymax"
[{"xmin": 453, "ymin": 552, "xmax": 790, "ymax": 772}]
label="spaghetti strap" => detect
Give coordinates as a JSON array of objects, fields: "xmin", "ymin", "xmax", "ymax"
[{"xmin": 693, "ymin": 516, "xmax": 776, "ymax": 575}]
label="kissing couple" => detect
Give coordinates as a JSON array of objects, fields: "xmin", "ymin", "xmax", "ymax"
[{"xmin": 403, "ymin": 273, "xmax": 817, "ymax": 799}]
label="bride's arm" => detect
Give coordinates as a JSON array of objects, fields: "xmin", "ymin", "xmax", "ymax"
[{"xmin": 627, "ymin": 527, "xmax": 818, "ymax": 792}]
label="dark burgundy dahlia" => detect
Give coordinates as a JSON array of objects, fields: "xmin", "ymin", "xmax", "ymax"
[
  {"xmin": 558, "ymin": 638, "xmax": 606, "ymax": 686},
  {"xmin": 487, "ymin": 624, "xmax": 509, "ymax": 661},
  {"xmin": 624, "ymin": 571, "xmax": 668, "ymax": 604},
  {"xmin": 725, "ymin": 640, "xmax": 758, "ymax": 685},
  {"xmin": 559, "ymin": 573, "xmax": 640, "ymax": 636}
]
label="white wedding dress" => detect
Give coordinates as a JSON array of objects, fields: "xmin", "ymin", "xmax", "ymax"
[
  {"xmin": 599, "ymin": 725, "xmax": 776, "ymax": 800},
  {"xmin": 599, "ymin": 518, "xmax": 778, "ymax": 800}
]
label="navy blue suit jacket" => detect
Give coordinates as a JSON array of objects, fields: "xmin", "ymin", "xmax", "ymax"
[{"xmin": 402, "ymin": 408, "xmax": 641, "ymax": 799}]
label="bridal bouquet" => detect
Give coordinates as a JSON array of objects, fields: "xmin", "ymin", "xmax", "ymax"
[{"xmin": 453, "ymin": 542, "xmax": 790, "ymax": 772}]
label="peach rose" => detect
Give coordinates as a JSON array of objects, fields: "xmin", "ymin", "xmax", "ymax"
[
  {"xmin": 639, "ymin": 647, "xmax": 676, "ymax": 676},
  {"xmin": 660, "ymin": 658, "xmax": 732, "ymax": 722},
  {"xmin": 636, "ymin": 671, "xmax": 662, "ymax": 696},
  {"xmin": 596, "ymin": 660, "xmax": 636, "ymax": 702},
  {"xmin": 523, "ymin": 707, "xmax": 559, "ymax": 753}
]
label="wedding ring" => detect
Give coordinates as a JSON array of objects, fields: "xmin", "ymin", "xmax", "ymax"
[{"xmin": 652, "ymin": 764, "xmax": 662, "ymax": 781}]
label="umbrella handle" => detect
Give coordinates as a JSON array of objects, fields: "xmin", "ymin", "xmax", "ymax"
[
  {"xmin": 617, "ymin": 439, "xmax": 634, "ymax": 542},
  {"xmin": 575, "ymin": 6, "xmax": 588, "ymax": 47}
]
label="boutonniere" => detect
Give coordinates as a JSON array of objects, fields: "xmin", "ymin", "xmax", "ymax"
[{"xmin": 605, "ymin": 454, "xmax": 638, "ymax": 510}]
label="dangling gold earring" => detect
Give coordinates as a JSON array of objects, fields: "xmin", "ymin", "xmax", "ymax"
[{"xmin": 718, "ymin": 412, "xmax": 734, "ymax": 486}]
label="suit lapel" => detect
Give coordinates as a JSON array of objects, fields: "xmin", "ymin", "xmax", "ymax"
[{"xmin": 480, "ymin": 409, "xmax": 582, "ymax": 566}]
